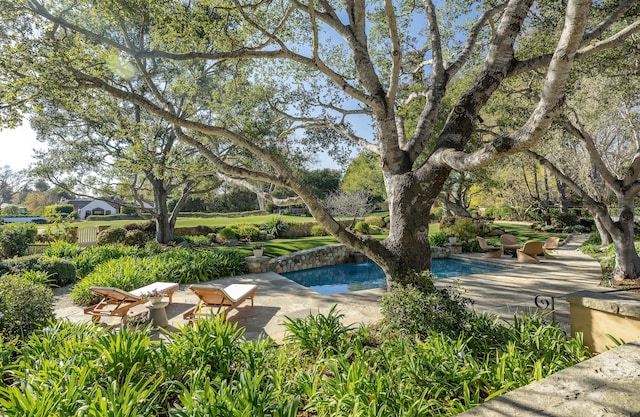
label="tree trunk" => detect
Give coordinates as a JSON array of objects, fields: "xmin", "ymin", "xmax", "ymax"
[
  {"xmin": 150, "ymin": 179, "xmax": 175, "ymax": 244},
  {"xmin": 593, "ymin": 215, "xmax": 612, "ymax": 247},
  {"xmin": 378, "ymin": 171, "xmax": 445, "ymax": 284},
  {"xmin": 610, "ymin": 208, "xmax": 640, "ymax": 281},
  {"xmin": 556, "ymin": 178, "xmax": 569, "ymax": 213}
]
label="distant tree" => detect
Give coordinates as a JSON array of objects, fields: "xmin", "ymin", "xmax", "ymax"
[
  {"xmin": 324, "ymin": 190, "xmax": 373, "ymax": 228},
  {"xmin": 31, "ymin": 100, "xmax": 219, "ymax": 243},
  {"xmin": 301, "ymin": 169, "xmax": 341, "ymax": 200},
  {"xmin": 0, "ymin": 166, "xmax": 30, "ymax": 204},
  {"xmin": 212, "ymin": 186, "xmax": 260, "ymax": 213},
  {"xmin": 529, "ymin": 73, "xmax": 640, "ymax": 281},
  {"xmin": 341, "ymin": 152, "xmax": 386, "ymax": 204}
]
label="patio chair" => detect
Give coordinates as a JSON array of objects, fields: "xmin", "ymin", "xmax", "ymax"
[
  {"xmin": 500, "ymin": 234, "xmax": 520, "ymax": 257},
  {"xmin": 543, "ymin": 237, "xmax": 560, "ymax": 258},
  {"xmin": 516, "ymin": 241, "xmax": 546, "ymax": 263},
  {"xmin": 476, "ymin": 236, "xmax": 503, "ymax": 258},
  {"xmin": 183, "ymin": 283, "xmax": 258, "ymax": 321},
  {"xmin": 84, "ymin": 282, "xmax": 179, "ymax": 324}
]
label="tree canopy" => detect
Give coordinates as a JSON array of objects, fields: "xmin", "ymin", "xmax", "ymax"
[{"xmin": 1, "ymin": 0, "xmax": 638, "ymax": 281}]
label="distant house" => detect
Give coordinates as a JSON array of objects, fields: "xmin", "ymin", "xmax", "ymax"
[
  {"xmin": 62, "ymin": 198, "xmax": 154, "ymax": 220},
  {"xmin": 62, "ymin": 199, "xmax": 121, "ymax": 220}
]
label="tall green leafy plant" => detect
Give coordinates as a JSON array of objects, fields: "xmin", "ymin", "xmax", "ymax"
[{"xmin": 283, "ymin": 305, "xmax": 355, "ymax": 357}]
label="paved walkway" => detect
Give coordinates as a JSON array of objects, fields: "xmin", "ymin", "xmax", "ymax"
[{"xmin": 53, "ymin": 234, "xmax": 604, "ymax": 342}]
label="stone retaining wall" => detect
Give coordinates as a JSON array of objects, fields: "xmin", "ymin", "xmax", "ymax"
[{"xmin": 246, "ymin": 244, "xmax": 451, "ymax": 274}]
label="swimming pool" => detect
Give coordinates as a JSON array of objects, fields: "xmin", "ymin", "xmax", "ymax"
[{"xmin": 281, "ymin": 259, "xmax": 505, "ymax": 295}]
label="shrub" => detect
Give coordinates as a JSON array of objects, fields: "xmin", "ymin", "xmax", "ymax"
[
  {"xmin": 364, "ymin": 215, "xmax": 385, "ymax": 228},
  {"xmin": 0, "ymin": 255, "xmax": 75, "ymax": 287},
  {"xmin": 451, "ymin": 217, "xmax": 480, "ymax": 241},
  {"xmin": 439, "ymin": 216, "xmax": 457, "ymax": 234},
  {"xmin": 369, "ymin": 225, "xmax": 384, "ymax": 234},
  {"xmin": 381, "ymin": 272, "xmax": 472, "ymax": 339},
  {"xmin": 0, "ymin": 275, "xmax": 54, "ymax": 340},
  {"xmin": 0, "ymin": 255, "xmax": 41, "ymax": 275},
  {"xmin": 217, "ymin": 226, "xmax": 238, "ymax": 242},
  {"xmin": 552, "ymin": 211, "xmax": 579, "ymax": 227},
  {"xmin": 37, "ymin": 256, "xmax": 77, "ymax": 286},
  {"xmin": 97, "ymin": 227, "xmax": 127, "ymax": 245},
  {"xmin": 262, "ymin": 216, "xmax": 289, "ymax": 238},
  {"xmin": 43, "ymin": 204, "xmax": 75, "ymax": 218},
  {"xmin": 0, "ymin": 222, "xmax": 38, "ymax": 258},
  {"xmin": 462, "ymin": 239, "xmax": 481, "ymax": 253},
  {"xmin": 180, "ymin": 235, "xmax": 210, "ymax": 245},
  {"xmin": 124, "ymin": 229, "xmax": 148, "ymax": 247},
  {"xmin": 310, "ymin": 225, "xmax": 327, "ymax": 236},
  {"xmin": 353, "ymin": 221, "xmax": 370, "ymax": 234},
  {"xmin": 123, "ymin": 220, "xmax": 157, "ymax": 239},
  {"xmin": 0, "ymin": 308, "xmax": 591, "ymax": 415},
  {"xmin": 430, "ymin": 206, "xmax": 444, "ymax": 220},
  {"xmin": 429, "ymin": 232, "xmax": 448, "ymax": 247},
  {"xmin": 237, "ymin": 224, "xmax": 261, "ymax": 242}
]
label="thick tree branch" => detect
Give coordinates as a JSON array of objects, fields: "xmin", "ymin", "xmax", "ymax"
[
  {"xmin": 446, "ymin": 3, "xmax": 508, "ymax": 78},
  {"xmin": 385, "ymin": 0, "xmax": 402, "ymax": 103},
  {"xmin": 562, "ymin": 119, "xmax": 620, "ymax": 191},
  {"xmin": 429, "ymin": 0, "xmax": 591, "ymax": 172},
  {"xmin": 511, "ymin": 2, "xmax": 640, "ymax": 75}
]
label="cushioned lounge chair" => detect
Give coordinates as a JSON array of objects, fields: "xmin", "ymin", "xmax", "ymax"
[
  {"xmin": 516, "ymin": 241, "xmax": 547, "ymax": 263},
  {"xmin": 476, "ymin": 236, "xmax": 503, "ymax": 258},
  {"xmin": 183, "ymin": 283, "xmax": 258, "ymax": 320},
  {"xmin": 84, "ymin": 281, "xmax": 179, "ymax": 324},
  {"xmin": 543, "ymin": 237, "xmax": 560, "ymax": 258},
  {"xmin": 500, "ymin": 234, "xmax": 520, "ymax": 257}
]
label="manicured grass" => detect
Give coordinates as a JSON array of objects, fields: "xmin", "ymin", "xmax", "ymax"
[
  {"xmin": 79, "ymin": 214, "xmax": 320, "ymax": 228},
  {"xmin": 74, "ymin": 215, "xmax": 562, "ymax": 258}
]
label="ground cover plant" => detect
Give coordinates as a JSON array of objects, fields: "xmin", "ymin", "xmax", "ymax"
[
  {"xmin": 0, "ymin": 305, "xmax": 590, "ymax": 416},
  {"xmin": 70, "ymin": 248, "xmax": 247, "ymax": 305}
]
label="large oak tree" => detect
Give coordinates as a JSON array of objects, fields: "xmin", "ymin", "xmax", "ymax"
[{"xmin": 1, "ymin": 0, "xmax": 638, "ymax": 283}]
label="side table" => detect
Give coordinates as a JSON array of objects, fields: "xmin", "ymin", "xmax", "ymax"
[{"xmin": 146, "ymin": 301, "xmax": 169, "ymax": 328}]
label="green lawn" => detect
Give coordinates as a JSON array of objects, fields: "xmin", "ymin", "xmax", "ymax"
[
  {"xmin": 80, "ymin": 214, "xmax": 321, "ymax": 228},
  {"xmin": 76, "ymin": 215, "xmax": 563, "ymax": 257}
]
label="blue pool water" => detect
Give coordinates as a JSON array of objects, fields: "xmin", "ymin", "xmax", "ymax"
[{"xmin": 282, "ymin": 259, "xmax": 504, "ymax": 295}]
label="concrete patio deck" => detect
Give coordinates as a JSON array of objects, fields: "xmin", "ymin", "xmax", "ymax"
[{"xmin": 53, "ymin": 234, "xmax": 604, "ymax": 342}]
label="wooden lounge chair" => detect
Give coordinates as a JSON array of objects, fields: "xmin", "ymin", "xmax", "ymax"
[
  {"xmin": 516, "ymin": 241, "xmax": 548, "ymax": 263},
  {"xmin": 543, "ymin": 237, "xmax": 560, "ymax": 258},
  {"xmin": 476, "ymin": 236, "xmax": 503, "ymax": 258},
  {"xmin": 183, "ymin": 283, "xmax": 258, "ymax": 320},
  {"xmin": 84, "ymin": 282, "xmax": 179, "ymax": 324},
  {"xmin": 500, "ymin": 234, "xmax": 520, "ymax": 257}
]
